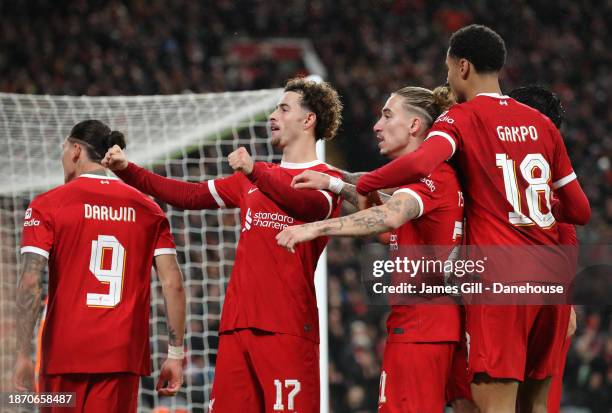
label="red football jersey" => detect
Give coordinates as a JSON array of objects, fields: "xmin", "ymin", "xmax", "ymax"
[
  {"xmin": 426, "ymin": 93, "xmax": 576, "ymax": 246},
  {"xmin": 386, "ymin": 163, "xmax": 464, "ymax": 343},
  {"xmin": 21, "ymin": 174, "xmax": 176, "ymax": 375},
  {"xmin": 208, "ymin": 160, "xmax": 342, "ymax": 343}
]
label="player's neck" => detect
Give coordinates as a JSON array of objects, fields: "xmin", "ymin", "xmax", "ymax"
[
  {"xmin": 465, "ymin": 76, "xmax": 502, "ymax": 101},
  {"xmin": 281, "ymin": 136, "xmax": 318, "ymax": 164},
  {"xmin": 76, "ymin": 163, "xmax": 110, "ymax": 178}
]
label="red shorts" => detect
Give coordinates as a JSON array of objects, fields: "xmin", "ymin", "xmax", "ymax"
[
  {"xmin": 39, "ymin": 372, "xmax": 139, "ymax": 413},
  {"xmin": 378, "ymin": 341, "xmax": 455, "ymax": 413},
  {"xmin": 466, "ymin": 305, "xmax": 570, "ymax": 381},
  {"xmin": 547, "ymin": 335, "xmax": 571, "ymax": 413},
  {"xmin": 446, "ymin": 333, "xmax": 472, "ymax": 403},
  {"xmin": 210, "ymin": 328, "xmax": 319, "ymax": 413}
]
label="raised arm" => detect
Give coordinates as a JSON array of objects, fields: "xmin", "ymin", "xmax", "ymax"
[
  {"xmin": 276, "ymin": 192, "xmax": 420, "ymax": 252},
  {"xmin": 13, "ymin": 253, "xmax": 46, "ymax": 391},
  {"xmin": 228, "ymin": 148, "xmax": 335, "ymax": 222},
  {"xmin": 356, "ymin": 136, "xmax": 453, "ymax": 194},
  {"xmin": 103, "ymin": 145, "xmax": 225, "ymax": 210},
  {"xmin": 291, "ymin": 170, "xmax": 391, "ymax": 208},
  {"xmin": 154, "ymin": 253, "xmax": 186, "ymax": 396}
]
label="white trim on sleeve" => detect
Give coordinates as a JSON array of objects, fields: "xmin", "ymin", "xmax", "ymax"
[
  {"xmin": 154, "ymin": 248, "xmax": 177, "ymax": 256},
  {"xmin": 21, "ymin": 246, "xmax": 50, "ymax": 259},
  {"xmin": 392, "ymin": 188, "xmax": 424, "ymax": 218},
  {"xmin": 208, "ymin": 180, "xmax": 226, "ymax": 208},
  {"xmin": 317, "ymin": 190, "xmax": 334, "ymax": 219},
  {"xmin": 425, "ymin": 131, "xmax": 456, "ymax": 157},
  {"xmin": 552, "ymin": 172, "xmax": 577, "ymax": 189}
]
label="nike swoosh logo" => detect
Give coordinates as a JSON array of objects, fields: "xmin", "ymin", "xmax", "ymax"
[{"xmin": 248, "ymin": 188, "xmax": 258, "ymax": 194}]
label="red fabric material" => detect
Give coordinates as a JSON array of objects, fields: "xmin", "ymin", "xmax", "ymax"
[
  {"xmin": 116, "ymin": 162, "xmax": 222, "ymax": 209},
  {"xmin": 248, "ymin": 162, "xmax": 338, "ymax": 221},
  {"xmin": 210, "ymin": 329, "xmax": 319, "ymax": 412},
  {"xmin": 356, "ymin": 137, "xmax": 452, "ymax": 194}
]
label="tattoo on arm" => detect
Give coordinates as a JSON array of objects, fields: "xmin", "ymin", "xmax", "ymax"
[
  {"xmin": 340, "ymin": 183, "xmax": 391, "ymax": 207},
  {"xmin": 339, "ymin": 184, "xmax": 360, "ymax": 207},
  {"xmin": 305, "ymin": 193, "xmax": 421, "ymax": 237},
  {"xmin": 16, "ymin": 253, "xmax": 46, "ymax": 356},
  {"xmin": 340, "ymin": 171, "xmax": 365, "ymax": 185},
  {"xmin": 163, "ymin": 296, "xmax": 182, "ymax": 346}
]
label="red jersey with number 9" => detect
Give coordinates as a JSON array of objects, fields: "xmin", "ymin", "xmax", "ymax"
[
  {"xmin": 21, "ymin": 174, "xmax": 176, "ymax": 375},
  {"xmin": 425, "ymin": 94, "xmax": 577, "ymax": 246}
]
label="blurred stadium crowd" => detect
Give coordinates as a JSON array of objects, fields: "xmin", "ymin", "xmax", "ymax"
[{"xmin": 1, "ymin": 0, "xmax": 610, "ymax": 412}]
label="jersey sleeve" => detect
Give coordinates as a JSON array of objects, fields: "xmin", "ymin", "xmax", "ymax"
[
  {"xmin": 355, "ymin": 138, "xmax": 453, "ymax": 194},
  {"xmin": 424, "ymin": 106, "xmax": 469, "ymax": 158},
  {"xmin": 248, "ymin": 162, "xmax": 338, "ymax": 221},
  {"xmin": 392, "ymin": 178, "xmax": 444, "ymax": 219},
  {"xmin": 116, "ymin": 162, "xmax": 243, "ymax": 210},
  {"xmin": 153, "ymin": 216, "xmax": 177, "ymax": 256},
  {"xmin": 20, "ymin": 198, "xmax": 54, "ymax": 259},
  {"xmin": 550, "ymin": 126, "xmax": 577, "ymax": 190},
  {"xmin": 207, "ymin": 173, "xmax": 245, "ymax": 209}
]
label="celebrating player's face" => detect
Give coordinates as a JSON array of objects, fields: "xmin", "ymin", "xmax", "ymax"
[
  {"xmin": 268, "ymin": 91, "xmax": 312, "ymax": 148},
  {"xmin": 445, "ymin": 52, "xmax": 465, "ymax": 103},
  {"xmin": 373, "ymin": 95, "xmax": 415, "ymax": 159}
]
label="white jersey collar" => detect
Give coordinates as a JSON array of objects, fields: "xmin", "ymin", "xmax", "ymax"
[
  {"xmin": 477, "ymin": 92, "xmax": 510, "ymax": 99},
  {"xmin": 79, "ymin": 173, "xmax": 119, "ymax": 180},
  {"xmin": 280, "ymin": 159, "xmax": 324, "ymax": 169}
]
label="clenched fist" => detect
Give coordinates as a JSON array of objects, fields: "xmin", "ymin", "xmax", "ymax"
[
  {"xmin": 102, "ymin": 145, "xmax": 129, "ymax": 171},
  {"xmin": 228, "ymin": 147, "xmax": 254, "ymax": 175}
]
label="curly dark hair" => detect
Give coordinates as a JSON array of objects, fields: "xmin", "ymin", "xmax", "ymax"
[
  {"xmin": 509, "ymin": 85, "xmax": 565, "ymax": 129},
  {"xmin": 449, "ymin": 24, "xmax": 506, "ymax": 73},
  {"xmin": 284, "ymin": 77, "xmax": 343, "ymax": 141}
]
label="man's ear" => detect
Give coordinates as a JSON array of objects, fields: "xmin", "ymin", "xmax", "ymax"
[
  {"xmin": 410, "ymin": 116, "xmax": 423, "ymax": 136},
  {"xmin": 71, "ymin": 142, "xmax": 82, "ymax": 163},
  {"xmin": 303, "ymin": 112, "xmax": 317, "ymax": 132},
  {"xmin": 459, "ymin": 58, "xmax": 470, "ymax": 80}
]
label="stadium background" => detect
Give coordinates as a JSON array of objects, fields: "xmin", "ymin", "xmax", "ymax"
[{"xmin": 0, "ymin": 1, "xmax": 610, "ymax": 412}]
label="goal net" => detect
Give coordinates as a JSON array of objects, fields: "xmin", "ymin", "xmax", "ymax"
[{"xmin": 0, "ymin": 89, "xmax": 303, "ymax": 412}]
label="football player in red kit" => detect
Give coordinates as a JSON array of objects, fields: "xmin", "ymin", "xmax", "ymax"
[
  {"xmin": 277, "ymin": 85, "xmax": 467, "ymax": 413},
  {"xmin": 355, "ymin": 25, "xmax": 590, "ymax": 413},
  {"xmin": 13, "ymin": 120, "xmax": 186, "ymax": 412},
  {"xmin": 508, "ymin": 85, "xmax": 579, "ymax": 413},
  {"xmin": 103, "ymin": 78, "xmax": 343, "ymax": 412}
]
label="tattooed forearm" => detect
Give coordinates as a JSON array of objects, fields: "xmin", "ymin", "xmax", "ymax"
[
  {"xmin": 162, "ymin": 291, "xmax": 184, "ymax": 347},
  {"xmin": 340, "ymin": 171, "xmax": 364, "ymax": 185},
  {"xmin": 306, "ymin": 192, "xmax": 421, "ymax": 238},
  {"xmin": 16, "ymin": 253, "xmax": 46, "ymax": 356},
  {"xmin": 340, "ymin": 183, "xmax": 391, "ymax": 208},
  {"xmin": 340, "ymin": 184, "xmax": 360, "ymax": 207}
]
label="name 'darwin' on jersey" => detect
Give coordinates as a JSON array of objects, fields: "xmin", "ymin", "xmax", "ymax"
[{"xmin": 84, "ymin": 203, "xmax": 136, "ymax": 222}]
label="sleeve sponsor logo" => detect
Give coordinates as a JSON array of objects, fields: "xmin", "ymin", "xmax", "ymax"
[{"xmin": 25, "ymin": 208, "xmax": 32, "ymax": 219}]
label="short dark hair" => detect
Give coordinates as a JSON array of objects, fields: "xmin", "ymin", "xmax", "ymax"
[
  {"xmin": 448, "ymin": 24, "xmax": 506, "ymax": 73},
  {"xmin": 69, "ymin": 120, "xmax": 126, "ymax": 162},
  {"xmin": 284, "ymin": 77, "xmax": 343, "ymax": 141},
  {"xmin": 509, "ymin": 85, "xmax": 565, "ymax": 129}
]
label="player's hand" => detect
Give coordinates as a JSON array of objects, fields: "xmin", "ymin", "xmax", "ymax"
[
  {"xmin": 102, "ymin": 145, "xmax": 129, "ymax": 171},
  {"xmin": 291, "ymin": 170, "xmax": 330, "ymax": 190},
  {"xmin": 276, "ymin": 224, "xmax": 319, "ymax": 253},
  {"xmin": 156, "ymin": 358, "xmax": 183, "ymax": 397},
  {"xmin": 13, "ymin": 353, "xmax": 35, "ymax": 391},
  {"xmin": 228, "ymin": 147, "xmax": 254, "ymax": 175},
  {"xmin": 357, "ymin": 191, "xmax": 382, "ymax": 210},
  {"xmin": 567, "ymin": 306, "xmax": 576, "ymax": 338}
]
